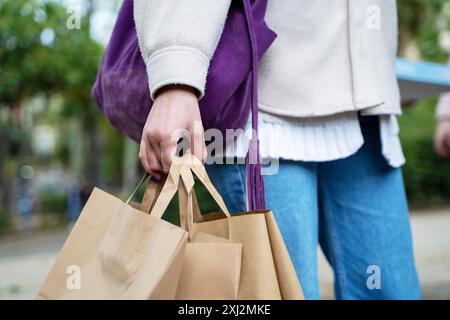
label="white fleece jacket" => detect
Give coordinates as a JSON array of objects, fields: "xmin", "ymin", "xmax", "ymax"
[
  {"xmin": 134, "ymin": 0, "xmax": 401, "ymax": 117},
  {"xmin": 134, "ymin": 0, "xmax": 231, "ymax": 100}
]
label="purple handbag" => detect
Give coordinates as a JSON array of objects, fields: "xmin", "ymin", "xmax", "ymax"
[{"xmin": 92, "ymin": 0, "xmax": 275, "ymax": 209}]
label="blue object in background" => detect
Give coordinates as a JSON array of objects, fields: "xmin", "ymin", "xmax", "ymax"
[
  {"xmin": 17, "ymin": 184, "xmax": 33, "ymax": 231},
  {"xmin": 18, "ymin": 197, "xmax": 33, "ymax": 231},
  {"xmin": 396, "ymin": 58, "xmax": 450, "ymax": 100},
  {"xmin": 67, "ymin": 184, "xmax": 81, "ymax": 223}
]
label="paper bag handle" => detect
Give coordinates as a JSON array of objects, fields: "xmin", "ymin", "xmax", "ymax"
[
  {"xmin": 125, "ymin": 173, "xmax": 149, "ymax": 204},
  {"xmin": 177, "ymin": 178, "xmax": 204, "ymax": 232},
  {"xmin": 125, "ymin": 173, "xmax": 166, "ymax": 214},
  {"xmin": 149, "ymin": 154, "xmax": 230, "ymax": 220}
]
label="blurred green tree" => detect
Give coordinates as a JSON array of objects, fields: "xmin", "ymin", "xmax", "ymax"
[
  {"xmin": 398, "ymin": 0, "xmax": 450, "ymax": 61},
  {"xmin": 0, "ymin": 0, "xmax": 103, "ymax": 211}
]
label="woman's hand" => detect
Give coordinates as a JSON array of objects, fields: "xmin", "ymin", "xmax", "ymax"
[
  {"xmin": 434, "ymin": 120, "xmax": 450, "ymax": 158},
  {"xmin": 139, "ymin": 85, "xmax": 206, "ymax": 178}
]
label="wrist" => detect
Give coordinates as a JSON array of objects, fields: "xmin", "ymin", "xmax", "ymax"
[{"xmin": 154, "ymin": 84, "xmax": 199, "ymax": 100}]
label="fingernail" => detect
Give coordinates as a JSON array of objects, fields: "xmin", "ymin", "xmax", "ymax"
[{"xmin": 151, "ymin": 175, "xmax": 160, "ymax": 181}]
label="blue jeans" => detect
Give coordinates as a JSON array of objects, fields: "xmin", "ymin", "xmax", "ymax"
[{"xmin": 206, "ymin": 117, "xmax": 421, "ymax": 299}]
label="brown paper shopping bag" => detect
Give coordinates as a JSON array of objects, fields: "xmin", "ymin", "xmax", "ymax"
[
  {"xmin": 176, "ymin": 231, "xmax": 243, "ymax": 300},
  {"xmin": 150, "ymin": 154, "xmax": 304, "ymax": 300},
  {"xmin": 177, "ymin": 171, "xmax": 243, "ymax": 300},
  {"xmin": 195, "ymin": 210, "xmax": 304, "ymax": 300},
  {"xmin": 37, "ymin": 175, "xmax": 188, "ymax": 300},
  {"xmin": 142, "ymin": 159, "xmax": 243, "ymax": 300}
]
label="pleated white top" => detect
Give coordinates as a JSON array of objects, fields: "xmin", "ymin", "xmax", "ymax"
[{"xmin": 222, "ymin": 111, "xmax": 405, "ymax": 168}]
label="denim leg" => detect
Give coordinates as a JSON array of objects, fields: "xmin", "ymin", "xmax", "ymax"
[
  {"xmin": 205, "ymin": 163, "xmax": 247, "ymax": 213},
  {"xmin": 317, "ymin": 118, "xmax": 421, "ymax": 299},
  {"xmin": 264, "ymin": 160, "xmax": 320, "ymax": 299},
  {"xmin": 206, "ymin": 160, "xmax": 321, "ymax": 299}
]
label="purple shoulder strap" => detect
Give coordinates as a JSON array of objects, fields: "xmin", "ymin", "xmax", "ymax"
[{"xmin": 243, "ymin": 0, "xmax": 265, "ymax": 210}]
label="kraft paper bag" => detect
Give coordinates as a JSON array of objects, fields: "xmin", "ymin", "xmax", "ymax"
[
  {"xmin": 144, "ymin": 161, "xmax": 243, "ymax": 300},
  {"xmin": 192, "ymin": 210, "xmax": 304, "ymax": 300},
  {"xmin": 176, "ymin": 232, "xmax": 243, "ymax": 300},
  {"xmin": 151, "ymin": 154, "xmax": 304, "ymax": 300},
  {"xmin": 37, "ymin": 175, "xmax": 188, "ymax": 300},
  {"xmin": 176, "ymin": 178, "xmax": 243, "ymax": 300}
]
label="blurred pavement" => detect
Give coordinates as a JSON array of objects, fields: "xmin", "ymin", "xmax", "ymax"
[{"xmin": 1, "ymin": 208, "xmax": 449, "ymax": 300}]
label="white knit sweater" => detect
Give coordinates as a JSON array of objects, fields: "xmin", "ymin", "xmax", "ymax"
[{"xmin": 224, "ymin": 111, "xmax": 405, "ymax": 167}]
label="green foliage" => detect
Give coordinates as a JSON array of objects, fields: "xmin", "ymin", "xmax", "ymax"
[
  {"xmin": 38, "ymin": 192, "xmax": 67, "ymax": 214},
  {"xmin": 0, "ymin": 122, "xmax": 26, "ymax": 157},
  {"xmin": 98, "ymin": 117, "xmax": 125, "ymax": 186},
  {"xmin": 0, "ymin": 209, "xmax": 10, "ymax": 235},
  {"xmin": 0, "ymin": 0, "xmax": 102, "ymax": 109},
  {"xmin": 397, "ymin": 0, "xmax": 450, "ymax": 61},
  {"xmin": 399, "ymin": 100, "xmax": 450, "ymax": 207},
  {"xmin": 0, "ymin": 284, "xmax": 22, "ymax": 297}
]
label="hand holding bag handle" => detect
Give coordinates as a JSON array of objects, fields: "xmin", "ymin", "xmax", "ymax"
[
  {"xmin": 127, "ymin": 0, "xmax": 264, "ymax": 212},
  {"xmin": 126, "ymin": 152, "xmax": 229, "ymax": 233}
]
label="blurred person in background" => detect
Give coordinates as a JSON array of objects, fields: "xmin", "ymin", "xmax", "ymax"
[{"xmin": 434, "ymin": 60, "xmax": 450, "ymax": 159}]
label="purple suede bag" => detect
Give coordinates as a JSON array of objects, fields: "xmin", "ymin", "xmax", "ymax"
[{"xmin": 92, "ymin": 0, "xmax": 275, "ymax": 209}]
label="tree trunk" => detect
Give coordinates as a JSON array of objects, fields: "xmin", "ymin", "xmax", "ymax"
[{"xmin": 0, "ymin": 126, "xmax": 9, "ymax": 211}]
